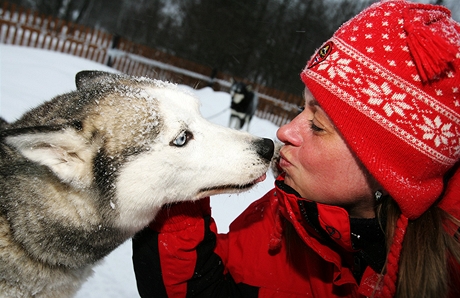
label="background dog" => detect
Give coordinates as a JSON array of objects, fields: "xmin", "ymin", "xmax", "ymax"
[
  {"xmin": 228, "ymin": 80, "xmax": 258, "ymax": 131},
  {"xmin": 0, "ymin": 71, "xmax": 274, "ymax": 297}
]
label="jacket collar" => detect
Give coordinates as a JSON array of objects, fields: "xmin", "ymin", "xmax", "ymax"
[
  {"xmin": 275, "ymin": 176, "xmax": 355, "ymax": 251},
  {"xmin": 273, "ymin": 175, "xmax": 386, "ymax": 285}
]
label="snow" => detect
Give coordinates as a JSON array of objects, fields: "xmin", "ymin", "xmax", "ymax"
[{"xmin": 0, "ymin": 44, "xmax": 279, "ymax": 297}]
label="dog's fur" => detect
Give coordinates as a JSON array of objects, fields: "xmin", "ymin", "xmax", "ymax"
[
  {"xmin": 0, "ymin": 71, "xmax": 274, "ymax": 297},
  {"xmin": 228, "ymin": 80, "xmax": 258, "ymax": 130},
  {"xmin": 0, "ymin": 117, "xmax": 7, "ymax": 130}
]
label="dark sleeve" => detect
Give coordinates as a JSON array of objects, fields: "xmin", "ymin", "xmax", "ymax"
[{"xmin": 132, "ymin": 198, "xmax": 259, "ymax": 298}]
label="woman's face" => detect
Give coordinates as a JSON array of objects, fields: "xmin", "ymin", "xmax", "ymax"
[{"xmin": 276, "ymin": 89, "xmax": 377, "ymax": 218}]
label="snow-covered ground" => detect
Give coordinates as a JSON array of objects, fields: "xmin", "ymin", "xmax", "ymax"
[{"xmin": 0, "ymin": 44, "xmax": 279, "ymax": 297}]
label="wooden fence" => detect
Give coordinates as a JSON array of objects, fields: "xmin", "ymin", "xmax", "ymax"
[{"xmin": 0, "ymin": 2, "xmax": 303, "ymax": 126}]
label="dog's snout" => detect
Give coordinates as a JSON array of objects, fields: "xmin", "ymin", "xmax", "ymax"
[{"xmin": 254, "ymin": 138, "xmax": 274, "ymax": 162}]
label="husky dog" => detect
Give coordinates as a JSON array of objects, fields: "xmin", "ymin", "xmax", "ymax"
[
  {"xmin": 228, "ymin": 80, "xmax": 258, "ymax": 131},
  {"xmin": 0, "ymin": 71, "xmax": 274, "ymax": 297}
]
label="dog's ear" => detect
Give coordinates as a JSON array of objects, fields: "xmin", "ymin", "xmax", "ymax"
[
  {"xmin": 76, "ymin": 70, "xmax": 114, "ymax": 90},
  {"xmin": 0, "ymin": 117, "xmax": 8, "ymax": 130},
  {"xmin": 5, "ymin": 126, "xmax": 100, "ymax": 188}
]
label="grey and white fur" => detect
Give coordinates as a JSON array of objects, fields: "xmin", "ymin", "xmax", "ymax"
[{"xmin": 0, "ymin": 71, "xmax": 274, "ymax": 297}]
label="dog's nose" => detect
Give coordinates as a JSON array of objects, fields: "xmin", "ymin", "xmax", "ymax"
[{"xmin": 254, "ymin": 138, "xmax": 274, "ymax": 162}]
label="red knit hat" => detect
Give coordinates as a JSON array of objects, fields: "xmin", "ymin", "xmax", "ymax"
[{"xmin": 301, "ymin": 0, "xmax": 460, "ymax": 296}]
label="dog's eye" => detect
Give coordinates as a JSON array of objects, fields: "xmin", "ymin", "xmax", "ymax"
[{"xmin": 171, "ymin": 130, "xmax": 193, "ymax": 147}]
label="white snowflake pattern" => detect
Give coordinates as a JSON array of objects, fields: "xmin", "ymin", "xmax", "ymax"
[
  {"xmin": 317, "ymin": 51, "xmax": 356, "ymax": 81},
  {"xmin": 417, "ymin": 115, "xmax": 455, "ymax": 147},
  {"xmin": 362, "ymin": 81, "xmax": 412, "ymax": 117},
  {"xmin": 452, "ymin": 138, "xmax": 460, "ymax": 158},
  {"xmin": 412, "ymin": 74, "xmax": 421, "ymax": 82}
]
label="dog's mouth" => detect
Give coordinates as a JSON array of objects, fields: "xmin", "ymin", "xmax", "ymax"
[{"xmin": 199, "ymin": 173, "xmax": 267, "ymax": 194}]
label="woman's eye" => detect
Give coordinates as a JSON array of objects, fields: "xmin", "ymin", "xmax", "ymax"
[
  {"xmin": 171, "ymin": 130, "xmax": 193, "ymax": 147},
  {"xmin": 309, "ymin": 120, "xmax": 324, "ymax": 132}
]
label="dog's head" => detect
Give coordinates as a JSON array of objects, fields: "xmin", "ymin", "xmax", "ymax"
[
  {"xmin": 2, "ymin": 71, "xmax": 274, "ymax": 231},
  {"xmin": 230, "ymin": 81, "xmax": 253, "ymax": 104}
]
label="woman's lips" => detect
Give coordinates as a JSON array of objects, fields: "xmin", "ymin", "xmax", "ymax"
[{"xmin": 278, "ymin": 152, "xmax": 292, "ymax": 169}]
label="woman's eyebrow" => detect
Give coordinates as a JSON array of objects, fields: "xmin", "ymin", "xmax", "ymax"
[
  {"xmin": 303, "ymin": 89, "xmax": 320, "ymax": 107},
  {"xmin": 307, "ymin": 98, "xmax": 320, "ymax": 107}
]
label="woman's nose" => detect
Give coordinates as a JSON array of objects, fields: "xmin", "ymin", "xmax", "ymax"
[{"xmin": 276, "ymin": 116, "xmax": 303, "ymax": 147}]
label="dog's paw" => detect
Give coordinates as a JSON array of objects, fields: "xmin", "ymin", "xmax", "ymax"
[{"xmin": 270, "ymin": 141, "xmax": 283, "ymax": 178}]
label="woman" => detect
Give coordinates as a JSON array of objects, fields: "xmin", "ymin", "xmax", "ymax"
[{"xmin": 132, "ymin": 0, "xmax": 460, "ymax": 297}]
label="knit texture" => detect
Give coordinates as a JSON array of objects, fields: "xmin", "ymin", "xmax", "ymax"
[
  {"xmin": 301, "ymin": 0, "xmax": 460, "ymax": 296},
  {"xmin": 302, "ymin": 0, "xmax": 460, "ymax": 220}
]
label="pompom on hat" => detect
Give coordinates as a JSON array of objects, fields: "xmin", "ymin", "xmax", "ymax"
[{"xmin": 301, "ymin": 0, "xmax": 460, "ymax": 296}]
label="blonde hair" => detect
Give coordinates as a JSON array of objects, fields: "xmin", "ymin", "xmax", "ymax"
[{"xmin": 382, "ymin": 199, "xmax": 460, "ymax": 298}]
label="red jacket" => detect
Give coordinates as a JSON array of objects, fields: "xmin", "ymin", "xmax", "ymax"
[{"xmin": 133, "ymin": 176, "xmax": 387, "ymax": 297}]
